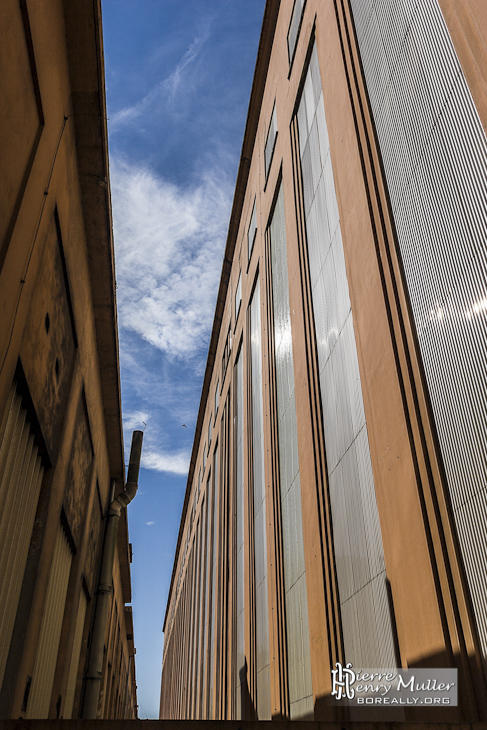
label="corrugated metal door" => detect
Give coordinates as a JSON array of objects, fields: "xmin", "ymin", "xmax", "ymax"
[
  {"xmin": 0, "ymin": 384, "xmax": 45, "ymax": 690},
  {"xmin": 63, "ymin": 587, "xmax": 87, "ymax": 718},
  {"xmin": 26, "ymin": 521, "xmax": 73, "ymax": 718}
]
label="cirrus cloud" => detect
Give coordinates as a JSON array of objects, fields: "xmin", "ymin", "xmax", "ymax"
[{"xmin": 111, "ymin": 157, "xmax": 232, "ymax": 360}]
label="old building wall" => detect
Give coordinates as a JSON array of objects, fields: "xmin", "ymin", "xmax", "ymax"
[{"xmin": 0, "ymin": 0, "xmax": 136, "ymax": 720}]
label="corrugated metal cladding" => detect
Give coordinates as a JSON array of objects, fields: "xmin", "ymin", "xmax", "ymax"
[
  {"xmin": 195, "ymin": 498, "xmax": 206, "ymax": 717},
  {"xmin": 269, "ymin": 185, "xmax": 313, "ymax": 718},
  {"xmin": 63, "ymin": 588, "xmax": 87, "ymax": 718},
  {"xmin": 250, "ymin": 280, "xmax": 271, "ymax": 719},
  {"xmin": 208, "ymin": 443, "xmax": 219, "ymax": 716},
  {"xmin": 297, "ymin": 44, "xmax": 397, "ymax": 668},
  {"xmin": 26, "ymin": 521, "xmax": 73, "ymax": 717},
  {"xmin": 0, "ymin": 383, "xmax": 45, "ymax": 690},
  {"xmin": 202, "ymin": 474, "xmax": 212, "ymax": 717},
  {"xmin": 234, "ymin": 350, "xmax": 245, "ymax": 718},
  {"xmin": 350, "ymin": 0, "xmax": 487, "ymax": 670},
  {"xmin": 190, "ymin": 516, "xmax": 201, "ymax": 717}
]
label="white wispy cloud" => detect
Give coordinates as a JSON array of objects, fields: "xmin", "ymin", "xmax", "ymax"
[
  {"xmin": 110, "ymin": 23, "xmax": 211, "ymax": 131},
  {"xmin": 142, "ymin": 449, "xmax": 190, "ymax": 476},
  {"xmin": 122, "ymin": 408, "xmax": 191, "ymax": 476},
  {"xmin": 123, "ymin": 410, "xmax": 149, "ymax": 431},
  {"xmin": 165, "ymin": 23, "xmax": 211, "ymax": 100},
  {"xmin": 145, "ymin": 521, "xmax": 155, "ymax": 526},
  {"xmin": 111, "ymin": 157, "xmax": 232, "ymax": 360}
]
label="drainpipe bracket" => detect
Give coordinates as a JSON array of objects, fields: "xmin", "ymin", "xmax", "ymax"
[
  {"xmin": 98, "ymin": 583, "xmax": 113, "ymax": 596},
  {"xmin": 86, "ymin": 670, "xmax": 103, "ymax": 681}
]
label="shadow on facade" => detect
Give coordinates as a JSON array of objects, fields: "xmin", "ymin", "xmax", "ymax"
[{"xmin": 239, "ymin": 660, "xmax": 256, "ymax": 721}]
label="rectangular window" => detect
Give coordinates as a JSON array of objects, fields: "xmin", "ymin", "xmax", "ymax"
[
  {"xmin": 249, "ymin": 279, "xmax": 271, "ymax": 719},
  {"xmin": 222, "ymin": 325, "xmax": 232, "ymax": 382},
  {"xmin": 247, "ymin": 198, "xmax": 257, "ymax": 261},
  {"xmin": 287, "ymin": 0, "xmax": 305, "ymax": 64},
  {"xmin": 264, "ymin": 104, "xmax": 277, "ymax": 179},
  {"xmin": 235, "ymin": 270, "xmax": 242, "ymax": 322},
  {"xmin": 208, "ymin": 416, "xmax": 212, "ymax": 453},
  {"xmin": 214, "ymin": 380, "xmax": 219, "ymax": 421},
  {"xmin": 269, "ymin": 183, "xmax": 313, "ymax": 717},
  {"xmin": 234, "ymin": 347, "xmax": 245, "ymax": 719}
]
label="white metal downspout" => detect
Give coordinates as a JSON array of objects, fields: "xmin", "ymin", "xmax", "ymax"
[{"xmin": 82, "ymin": 430, "xmax": 143, "ymax": 719}]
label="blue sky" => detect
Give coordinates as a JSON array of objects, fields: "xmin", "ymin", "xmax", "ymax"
[{"xmin": 101, "ymin": 0, "xmax": 265, "ymax": 719}]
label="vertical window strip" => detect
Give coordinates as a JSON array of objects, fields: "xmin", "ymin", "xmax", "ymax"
[
  {"xmin": 186, "ymin": 541, "xmax": 197, "ymax": 718},
  {"xmin": 190, "ymin": 516, "xmax": 201, "ymax": 717},
  {"xmin": 264, "ymin": 105, "xmax": 278, "ymax": 179},
  {"xmin": 287, "ymin": 0, "xmax": 305, "ymax": 63},
  {"xmin": 196, "ymin": 497, "xmax": 206, "ymax": 717},
  {"xmin": 297, "ymin": 43, "xmax": 397, "ymax": 669},
  {"xmin": 208, "ymin": 444, "xmax": 219, "ymax": 718},
  {"xmin": 235, "ymin": 272, "xmax": 242, "ymax": 322},
  {"xmin": 248, "ymin": 199, "xmax": 257, "ymax": 261},
  {"xmin": 250, "ymin": 280, "xmax": 271, "ymax": 719},
  {"xmin": 234, "ymin": 349, "xmax": 245, "ymax": 719},
  {"xmin": 203, "ymin": 474, "xmax": 212, "ymax": 718},
  {"xmin": 269, "ymin": 185, "xmax": 313, "ymax": 718}
]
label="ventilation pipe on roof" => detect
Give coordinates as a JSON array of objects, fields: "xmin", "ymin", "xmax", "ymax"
[{"xmin": 82, "ymin": 430, "xmax": 143, "ymax": 719}]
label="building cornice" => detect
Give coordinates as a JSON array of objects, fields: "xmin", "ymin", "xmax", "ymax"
[{"xmin": 62, "ymin": 0, "xmax": 131, "ymax": 601}]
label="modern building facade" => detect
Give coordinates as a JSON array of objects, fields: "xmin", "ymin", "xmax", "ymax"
[
  {"xmin": 160, "ymin": 0, "xmax": 487, "ymax": 723},
  {"xmin": 0, "ymin": 0, "xmax": 137, "ymax": 719}
]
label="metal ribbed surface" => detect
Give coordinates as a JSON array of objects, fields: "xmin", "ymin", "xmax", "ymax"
[
  {"xmin": 196, "ymin": 497, "xmax": 206, "ymax": 717},
  {"xmin": 287, "ymin": 0, "xmax": 304, "ymax": 62},
  {"xmin": 63, "ymin": 588, "xmax": 87, "ymax": 718},
  {"xmin": 269, "ymin": 184, "xmax": 313, "ymax": 718},
  {"xmin": 203, "ymin": 476, "xmax": 212, "ymax": 718},
  {"xmin": 190, "ymin": 517, "xmax": 201, "ymax": 717},
  {"xmin": 27, "ymin": 521, "xmax": 72, "ymax": 717},
  {"xmin": 0, "ymin": 384, "xmax": 44, "ymax": 690},
  {"xmin": 350, "ymin": 0, "xmax": 487, "ymax": 668},
  {"xmin": 234, "ymin": 350, "xmax": 245, "ymax": 719},
  {"xmin": 250, "ymin": 280, "xmax": 271, "ymax": 719},
  {"xmin": 297, "ymin": 43, "xmax": 396, "ymax": 668},
  {"xmin": 208, "ymin": 444, "xmax": 219, "ymax": 718}
]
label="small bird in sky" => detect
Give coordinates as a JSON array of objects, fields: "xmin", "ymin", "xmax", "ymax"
[{"xmin": 181, "ymin": 424, "xmax": 187, "ymax": 428}]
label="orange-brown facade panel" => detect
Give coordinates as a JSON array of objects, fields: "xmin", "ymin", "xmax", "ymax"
[{"xmin": 160, "ymin": 0, "xmax": 487, "ymax": 722}]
